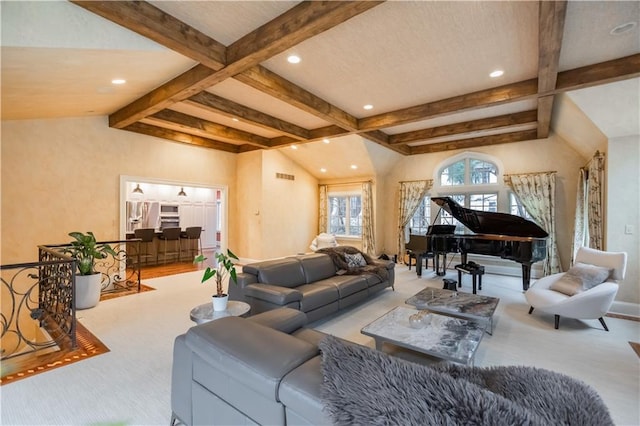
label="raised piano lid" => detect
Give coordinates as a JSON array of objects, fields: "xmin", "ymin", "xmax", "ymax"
[{"xmin": 431, "ymin": 196, "xmax": 549, "ymax": 238}]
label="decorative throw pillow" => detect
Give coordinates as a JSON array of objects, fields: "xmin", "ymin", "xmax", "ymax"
[
  {"xmin": 549, "ymin": 262, "xmax": 612, "ymax": 296},
  {"xmin": 344, "ymin": 252, "xmax": 367, "ymax": 268},
  {"xmin": 316, "ymin": 233, "xmax": 337, "ymax": 249}
]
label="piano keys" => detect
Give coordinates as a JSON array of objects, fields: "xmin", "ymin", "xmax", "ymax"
[{"xmin": 422, "ymin": 196, "xmax": 548, "ymax": 291}]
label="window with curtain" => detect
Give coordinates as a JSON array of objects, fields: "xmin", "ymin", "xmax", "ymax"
[
  {"xmin": 328, "ymin": 194, "xmax": 362, "ymax": 236},
  {"xmin": 408, "ymin": 196, "xmax": 431, "ymax": 234}
]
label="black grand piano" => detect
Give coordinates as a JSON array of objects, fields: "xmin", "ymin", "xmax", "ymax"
[{"xmin": 419, "ymin": 196, "xmax": 548, "ymax": 291}]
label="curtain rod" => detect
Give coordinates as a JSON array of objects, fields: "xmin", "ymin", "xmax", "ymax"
[
  {"xmin": 503, "ymin": 170, "xmax": 557, "ymax": 177},
  {"xmin": 398, "ymin": 179, "xmax": 432, "ymax": 184},
  {"xmin": 320, "ymin": 180, "xmax": 372, "ymax": 187}
]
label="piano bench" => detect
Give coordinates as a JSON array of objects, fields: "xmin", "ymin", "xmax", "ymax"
[{"xmin": 455, "ymin": 263, "xmax": 485, "ymax": 294}]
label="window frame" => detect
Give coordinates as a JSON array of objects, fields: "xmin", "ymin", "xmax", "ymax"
[{"xmin": 327, "ymin": 191, "xmax": 362, "ymax": 237}]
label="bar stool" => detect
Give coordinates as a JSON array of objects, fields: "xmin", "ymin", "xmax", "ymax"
[
  {"xmin": 157, "ymin": 227, "xmax": 182, "ymax": 264},
  {"xmin": 180, "ymin": 226, "xmax": 202, "ymax": 261},
  {"xmin": 134, "ymin": 228, "xmax": 156, "ymax": 265}
]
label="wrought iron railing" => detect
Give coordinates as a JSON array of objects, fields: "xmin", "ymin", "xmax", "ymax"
[
  {"xmin": 43, "ymin": 239, "xmax": 142, "ymax": 295},
  {"xmin": 1, "ymin": 247, "xmax": 76, "ymax": 360}
]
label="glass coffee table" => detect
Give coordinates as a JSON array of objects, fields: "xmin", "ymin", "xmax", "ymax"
[
  {"xmin": 361, "ymin": 306, "xmax": 485, "ymax": 366},
  {"xmin": 190, "ymin": 300, "xmax": 251, "ymax": 324},
  {"xmin": 405, "ymin": 287, "xmax": 499, "ymax": 334}
]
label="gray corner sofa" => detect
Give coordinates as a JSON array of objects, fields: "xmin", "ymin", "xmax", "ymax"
[
  {"xmin": 228, "ymin": 251, "xmax": 395, "ymax": 323},
  {"xmin": 171, "ymin": 308, "xmax": 614, "ymax": 426}
]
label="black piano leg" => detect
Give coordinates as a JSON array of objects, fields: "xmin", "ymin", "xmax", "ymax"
[
  {"xmin": 416, "ymin": 255, "xmax": 423, "ymax": 276},
  {"xmin": 521, "ymin": 263, "xmax": 532, "ymax": 291}
]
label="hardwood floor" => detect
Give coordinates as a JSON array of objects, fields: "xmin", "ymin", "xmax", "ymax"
[{"xmin": 139, "ymin": 248, "xmax": 216, "ymax": 280}]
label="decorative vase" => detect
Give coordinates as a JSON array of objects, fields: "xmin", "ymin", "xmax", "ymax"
[
  {"xmin": 75, "ymin": 273, "xmax": 102, "ymax": 309},
  {"xmin": 212, "ymin": 294, "xmax": 229, "ymax": 311}
]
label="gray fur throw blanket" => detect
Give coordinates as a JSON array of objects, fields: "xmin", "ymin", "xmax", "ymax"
[
  {"xmin": 317, "ymin": 246, "xmax": 388, "ymax": 281},
  {"xmin": 319, "ymin": 336, "xmax": 613, "ymax": 426}
]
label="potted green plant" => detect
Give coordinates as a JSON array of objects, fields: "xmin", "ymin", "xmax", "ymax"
[
  {"xmin": 194, "ymin": 249, "xmax": 238, "ymax": 311},
  {"xmin": 64, "ymin": 231, "xmax": 116, "ymax": 309}
]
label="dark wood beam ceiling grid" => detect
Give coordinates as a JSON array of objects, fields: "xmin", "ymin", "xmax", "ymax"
[
  {"xmin": 409, "ymin": 130, "xmax": 539, "ymax": 155},
  {"xmin": 389, "ymin": 110, "xmax": 538, "ymax": 145},
  {"xmin": 123, "ymin": 122, "xmax": 240, "ymax": 153},
  {"xmin": 72, "ymin": 1, "xmax": 640, "ymax": 156},
  {"xmin": 536, "ymin": 0, "xmax": 567, "ymax": 138},
  {"xmin": 146, "ymin": 110, "xmax": 272, "ymax": 148},
  {"xmin": 184, "ymin": 92, "xmax": 311, "ymax": 140}
]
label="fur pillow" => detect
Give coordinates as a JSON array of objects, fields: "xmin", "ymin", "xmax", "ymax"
[
  {"xmin": 319, "ymin": 336, "xmax": 614, "ymax": 426},
  {"xmin": 549, "ymin": 262, "xmax": 612, "ymax": 296}
]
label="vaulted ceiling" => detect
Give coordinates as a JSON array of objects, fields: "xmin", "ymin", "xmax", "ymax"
[{"xmin": 2, "ymin": 1, "xmax": 639, "ymax": 163}]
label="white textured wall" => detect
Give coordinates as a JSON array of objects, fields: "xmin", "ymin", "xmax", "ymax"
[
  {"xmin": 1, "ymin": 116, "xmax": 237, "ymax": 263},
  {"xmin": 607, "ymin": 136, "xmax": 640, "ymax": 310}
]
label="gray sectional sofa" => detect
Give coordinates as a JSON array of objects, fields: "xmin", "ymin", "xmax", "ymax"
[
  {"xmin": 228, "ymin": 250, "xmax": 395, "ymax": 322},
  {"xmin": 171, "ymin": 308, "xmax": 614, "ymax": 426}
]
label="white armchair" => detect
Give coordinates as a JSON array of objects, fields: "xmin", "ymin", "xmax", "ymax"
[{"xmin": 525, "ymin": 246, "xmax": 627, "ymax": 331}]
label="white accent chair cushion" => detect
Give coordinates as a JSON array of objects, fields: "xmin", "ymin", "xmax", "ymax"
[
  {"xmin": 525, "ymin": 247, "xmax": 627, "ymax": 330},
  {"xmin": 548, "ymin": 262, "xmax": 612, "ymax": 296}
]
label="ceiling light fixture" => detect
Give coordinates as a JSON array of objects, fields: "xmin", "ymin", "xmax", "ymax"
[
  {"xmin": 610, "ymin": 21, "xmax": 637, "ymax": 35},
  {"xmin": 323, "ymin": 138, "xmax": 330, "ymax": 144},
  {"xmin": 350, "ymin": 165, "xmax": 358, "ymax": 170},
  {"xmin": 320, "ymin": 168, "xmax": 327, "ymax": 173},
  {"xmin": 363, "ymin": 104, "xmax": 373, "ymax": 110},
  {"xmin": 287, "ymin": 55, "xmax": 301, "ymax": 64},
  {"xmin": 291, "ymin": 145, "xmax": 298, "ymax": 150},
  {"xmin": 132, "ymin": 183, "xmax": 143, "ymax": 194},
  {"xmin": 178, "ymin": 187, "xmax": 187, "ymax": 197},
  {"xmin": 111, "ymin": 79, "xmax": 126, "ymax": 85},
  {"xmin": 489, "ymin": 70, "xmax": 504, "ymax": 78}
]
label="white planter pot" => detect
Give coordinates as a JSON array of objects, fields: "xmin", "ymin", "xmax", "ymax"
[
  {"xmin": 212, "ymin": 294, "xmax": 229, "ymax": 311},
  {"xmin": 75, "ymin": 273, "xmax": 102, "ymax": 309}
]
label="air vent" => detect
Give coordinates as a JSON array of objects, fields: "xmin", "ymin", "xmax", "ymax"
[{"xmin": 276, "ymin": 172, "xmax": 295, "ymax": 181}]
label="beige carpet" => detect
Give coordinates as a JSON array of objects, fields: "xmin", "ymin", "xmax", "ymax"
[{"xmin": 1, "ymin": 268, "xmax": 638, "ymax": 425}]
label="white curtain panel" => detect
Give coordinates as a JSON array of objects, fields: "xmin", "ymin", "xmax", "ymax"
[
  {"xmin": 572, "ymin": 168, "xmax": 588, "ymax": 263},
  {"xmin": 361, "ymin": 181, "xmax": 375, "ymax": 256},
  {"xmin": 587, "ymin": 152, "xmax": 605, "ymax": 251},
  {"xmin": 318, "ymin": 184, "xmax": 328, "ymax": 234},
  {"xmin": 396, "ymin": 180, "xmax": 432, "ymax": 263},
  {"xmin": 504, "ymin": 172, "xmax": 561, "ymax": 275}
]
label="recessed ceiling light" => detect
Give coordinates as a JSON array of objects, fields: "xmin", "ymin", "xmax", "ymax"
[
  {"xmin": 111, "ymin": 79, "xmax": 126, "ymax": 85},
  {"xmin": 291, "ymin": 145, "xmax": 298, "ymax": 150},
  {"xmin": 350, "ymin": 165, "xmax": 358, "ymax": 170},
  {"xmin": 323, "ymin": 138, "xmax": 330, "ymax": 144},
  {"xmin": 287, "ymin": 55, "xmax": 301, "ymax": 64},
  {"xmin": 610, "ymin": 21, "xmax": 637, "ymax": 36},
  {"xmin": 363, "ymin": 104, "xmax": 373, "ymax": 110},
  {"xmin": 320, "ymin": 168, "xmax": 327, "ymax": 173},
  {"xmin": 489, "ymin": 70, "xmax": 504, "ymax": 78}
]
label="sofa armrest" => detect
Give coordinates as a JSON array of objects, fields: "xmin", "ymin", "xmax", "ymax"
[
  {"xmin": 185, "ymin": 317, "xmax": 318, "ymax": 398},
  {"xmin": 228, "ymin": 272, "xmax": 258, "ymax": 302},
  {"xmin": 245, "ymin": 283, "xmax": 303, "ymax": 305},
  {"xmin": 247, "ymin": 308, "xmax": 308, "ymax": 334}
]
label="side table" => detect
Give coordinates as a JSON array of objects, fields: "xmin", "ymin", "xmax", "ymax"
[{"xmin": 190, "ymin": 300, "xmax": 251, "ymax": 324}]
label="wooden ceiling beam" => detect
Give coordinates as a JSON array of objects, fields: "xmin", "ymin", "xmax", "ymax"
[
  {"xmin": 554, "ymin": 54, "xmax": 640, "ymax": 92},
  {"xmin": 185, "ymin": 92, "xmax": 310, "ymax": 140},
  {"xmin": 537, "ymin": 0, "xmax": 567, "ymax": 138},
  {"xmin": 409, "ymin": 130, "xmax": 539, "ymax": 155},
  {"xmin": 123, "ymin": 122, "xmax": 240, "ymax": 153},
  {"xmin": 70, "ymin": 1, "xmax": 226, "ymax": 70},
  {"xmin": 227, "ymin": 1, "xmax": 383, "ymax": 67},
  {"xmin": 389, "ymin": 110, "xmax": 538, "ymax": 145},
  {"xmin": 235, "ymin": 66, "xmax": 359, "ymax": 131},
  {"xmin": 102, "ymin": 1, "xmax": 382, "ymax": 129},
  {"xmin": 146, "ymin": 110, "xmax": 272, "ymax": 148},
  {"xmin": 359, "ymin": 79, "xmax": 539, "ymax": 131}
]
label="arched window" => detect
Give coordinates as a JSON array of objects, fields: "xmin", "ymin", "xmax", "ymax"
[{"xmin": 410, "ymin": 152, "xmax": 531, "ymax": 235}]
